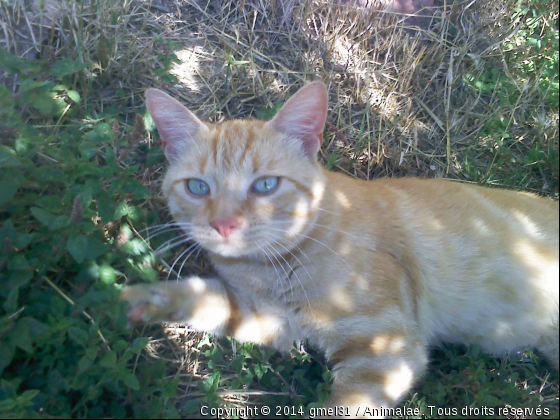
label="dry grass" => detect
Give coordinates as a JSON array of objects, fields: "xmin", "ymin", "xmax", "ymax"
[{"xmin": 2, "ymin": 0, "xmax": 558, "ymax": 417}]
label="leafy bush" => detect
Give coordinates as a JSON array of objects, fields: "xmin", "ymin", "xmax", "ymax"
[{"xmin": 0, "ymin": 48, "xmax": 181, "ymax": 418}]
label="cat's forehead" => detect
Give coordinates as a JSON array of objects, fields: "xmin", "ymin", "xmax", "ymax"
[{"xmin": 191, "ymin": 119, "xmax": 284, "ymax": 175}]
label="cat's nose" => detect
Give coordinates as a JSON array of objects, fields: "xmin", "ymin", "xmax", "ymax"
[{"xmin": 210, "ymin": 218, "xmax": 241, "ymax": 239}]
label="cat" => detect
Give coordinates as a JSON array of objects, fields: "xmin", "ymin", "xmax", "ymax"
[{"xmin": 120, "ymin": 81, "xmax": 559, "ymax": 418}]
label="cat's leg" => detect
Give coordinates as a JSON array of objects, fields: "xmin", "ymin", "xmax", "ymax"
[
  {"xmin": 323, "ymin": 329, "xmax": 428, "ymax": 419},
  {"xmin": 119, "ymin": 277, "xmax": 293, "ymax": 349}
]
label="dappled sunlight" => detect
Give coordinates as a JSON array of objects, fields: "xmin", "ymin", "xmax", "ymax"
[
  {"xmin": 371, "ymin": 334, "xmax": 406, "ymax": 355},
  {"xmin": 190, "ymin": 293, "xmax": 230, "ymax": 331},
  {"xmin": 512, "ymin": 210, "xmax": 545, "ymax": 239},
  {"xmin": 328, "ymin": 286, "xmax": 354, "ymax": 312},
  {"xmin": 384, "ymin": 362, "xmax": 414, "ymax": 402},
  {"xmin": 471, "ymin": 219, "xmax": 490, "ymax": 236},
  {"xmin": 334, "ymin": 190, "xmax": 352, "ymax": 209},
  {"xmin": 171, "ymin": 44, "xmax": 207, "ymax": 93},
  {"xmin": 311, "ymin": 178, "xmax": 327, "ymax": 208},
  {"xmin": 514, "ymin": 239, "xmax": 558, "ymax": 279},
  {"xmin": 350, "ymin": 273, "xmax": 369, "ymax": 290},
  {"xmin": 339, "ymin": 239, "xmax": 352, "ymax": 256}
]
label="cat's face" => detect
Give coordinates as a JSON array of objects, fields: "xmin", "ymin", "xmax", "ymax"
[{"xmin": 147, "ymin": 82, "xmax": 329, "ymax": 258}]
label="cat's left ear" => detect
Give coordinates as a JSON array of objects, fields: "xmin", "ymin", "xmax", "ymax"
[
  {"xmin": 265, "ymin": 81, "xmax": 328, "ymax": 158},
  {"xmin": 145, "ymin": 89, "xmax": 208, "ymax": 162}
]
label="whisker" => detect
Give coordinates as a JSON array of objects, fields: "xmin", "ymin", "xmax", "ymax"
[
  {"xmin": 274, "ymin": 235, "xmax": 313, "ymax": 264},
  {"xmin": 155, "ymin": 235, "xmax": 195, "ymax": 254},
  {"xmin": 266, "ymin": 237, "xmax": 312, "ymax": 280},
  {"xmin": 268, "ymin": 227, "xmax": 351, "ymax": 269},
  {"xmin": 176, "ymin": 243, "xmax": 202, "ymax": 281},
  {"xmin": 256, "ymin": 241, "xmax": 286, "ymax": 303},
  {"xmin": 137, "ymin": 222, "xmax": 192, "ymax": 235},
  {"xmin": 266, "ymin": 235, "xmax": 320, "ymax": 301},
  {"xmin": 316, "ymin": 207, "xmax": 341, "ymax": 216},
  {"xmin": 265, "ymin": 239, "xmax": 313, "ymax": 312},
  {"xmin": 269, "ymin": 221, "xmax": 360, "ymax": 239},
  {"xmin": 166, "ymin": 242, "xmax": 199, "ymax": 283},
  {"xmin": 145, "ymin": 226, "xmax": 191, "ymax": 241}
]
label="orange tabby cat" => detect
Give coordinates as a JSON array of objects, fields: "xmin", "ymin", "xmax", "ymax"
[{"xmin": 120, "ymin": 81, "xmax": 559, "ymax": 418}]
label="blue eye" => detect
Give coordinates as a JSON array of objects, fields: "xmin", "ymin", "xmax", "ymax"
[
  {"xmin": 252, "ymin": 176, "xmax": 280, "ymax": 195},
  {"xmin": 186, "ymin": 179, "xmax": 210, "ymax": 196}
]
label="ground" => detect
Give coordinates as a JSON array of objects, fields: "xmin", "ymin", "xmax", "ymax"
[{"xmin": 0, "ymin": 0, "xmax": 558, "ymax": 418}]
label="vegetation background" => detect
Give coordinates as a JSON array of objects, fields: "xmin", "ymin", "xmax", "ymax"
[{"xmin": 0, "ymin": 0, "xmax": 558, "ymax": 418}]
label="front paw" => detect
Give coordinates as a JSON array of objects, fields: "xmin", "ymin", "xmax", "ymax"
[{"xmin": 119, "ymin": 283, "xmax": 187, "ymax": 324}]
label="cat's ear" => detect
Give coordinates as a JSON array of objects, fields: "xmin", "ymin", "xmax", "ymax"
[
  {"xmin": 145, "ymin": 89, "xmax": 208, "ymax": 162},
  {"xmin": 265, "ymin": 81, "xmax": 328, "ymax": 158}
]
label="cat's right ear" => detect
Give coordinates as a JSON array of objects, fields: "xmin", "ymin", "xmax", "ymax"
[
  {"xmin": 264, "ymin": 81, "xmax": 328, "ymax": 159},
  {"xmin": 145, "ymin": 89, "xmax": 208, "ymax": 162}
]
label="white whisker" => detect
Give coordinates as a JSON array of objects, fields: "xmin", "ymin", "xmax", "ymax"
[
  {"xmin": 156, "ymin": 235, "xmax": 195, "ymax": 254},
  {"xmin": 268, "ymin": 227, "xmax": 351, "ymax": 269},
  {"xmin": 269, "ymin": 221, "xmax": 360, "ymax": 239},
  {"xmin": 265, "ymin": 240, "xmax": 313, "ymax": 312},
  {"xmin": 266, "ymin": 235, "xmax": 319, "ymax": 301},
  {"xmin": 166, "ymin": 242, "xmax": 199, "ymax": 283},
  {"xmin": 256, "ymin": 240, "xmax": 286, "ymax": 303},
  {"xmin": 137, "ymin": 222, "xmax": 192, "ymax": 235},
  {"xmin": 177, "ymin": 243, "xmax": 202, "ymax": 281}
]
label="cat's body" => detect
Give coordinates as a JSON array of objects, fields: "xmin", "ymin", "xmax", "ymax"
[{"xmin": 120, "ymin": 82, "xmax": 559, "ymax": 417}]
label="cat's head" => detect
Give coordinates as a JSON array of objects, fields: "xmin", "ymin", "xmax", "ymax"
[{"xmin": 146, "ymin": 82, "xmax": 328, "ymax": 258}]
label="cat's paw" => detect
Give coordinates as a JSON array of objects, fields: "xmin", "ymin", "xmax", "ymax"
[{"xmin": 119, "ymin": 283, "xmax": 187, "ymax": 324}]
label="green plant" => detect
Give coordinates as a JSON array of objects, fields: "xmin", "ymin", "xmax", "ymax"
[{"xmin": 0, "ymin": 47, "xmax": 181, "ymax": 418}]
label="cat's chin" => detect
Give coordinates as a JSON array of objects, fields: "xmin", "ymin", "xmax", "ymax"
[{"xmin": 207, "ymin": 243, "xmax": 257, "ymax": 259}]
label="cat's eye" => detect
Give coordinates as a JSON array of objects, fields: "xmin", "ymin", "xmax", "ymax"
[
  {"xmin": 251, "ymin": 176, "xmax": 280, "ymax": 195},
  {"xmin": 186, "ymin": 179, "xmax": 210, "ymax": 196}
]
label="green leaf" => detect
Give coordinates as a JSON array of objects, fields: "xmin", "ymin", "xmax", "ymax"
[
  {"xmin": 79, "ymin": 142, "xmax": 98, "ymax": 159},
  {"xmin": 255, "ymin": 102, "xmax": 283, "ymax": 120},
  {"xmin": 0, "ymin": 343, "xmax": 14, "ymax": 376},
  {"xmin": 77, "ymin": 355, "xmax": 93, "ymax": 373},
  {"xmin": 99, "ymin": 351, "xmax": 117, "ymax": 368},
  {"xmin": 143, "ymin": 111, "xmax": 156, "ymax": 132},
  {"xmin": 30, "ymin": 207, "xmax": 57, "ymax": 227},
  {"xmin": 10, "ymin": 320, "xmax": 32, "ymax": 353},
  {"xmin": 68, "ymin": 326, "xmax": 89, "ymax": 345},
  {"xmin": 146, "ymin": 146, "xmax": 165, "ymax": 166},
  {"xmin": 114, "ymin": 202, "xmax": 129, "ymax": 219},
  {"xmin": 122, "ymin": 373, "xmax": 140, "ymax": 390},
  {"xmin": 183, "ymin": 399, "xmax": 201, "ymax": 414},
  {"xmin": 84, "ymin": 236, "xmax": 109, "ymax": 260},
  {"xmin": 96, "ymin": 193, "xmax": 117, "ymax": 222},
  {"xmin": 85, "ymin": 346, "xmax": 98, "ymax": 361},
  {"xmin": 49, "ymin": 59, "xmax": 87, "ymax": 77},
  {"xmin": 0, "ymin": 48, "xmax": 42, "ymax": 74},
  {"xmin": 0, "ymin": 181, "xmax": 18, "ymax": 205},
  {"xmin": 0, "ymin": 218, "xmax": 16, "ymax": 243},
  {"xmin": 3, "ymin": 287, "xmax": 18, "ymax": 313},
  {"xmin": 67, "ymin": 90, "xmax": 81, "ymax": 104},
  {"xmin": 67, "ymin": 234, "xmax": 108, "ymax": 263},
  {"xmin": 67, "ymin": 234, "xmax": 88, "ymax": 263},
  {"xmin": 200, "ymin": 371, "xmax": 220, "ymax": 395},
  {"xmin": 14, "ymin": 233, "xmax": 36, "ymax": 249},
  {"xmin": 162, "ymin": 377, "xmax": 180, "ymax": 398},
  {"xmin": 121, "ymin": 238, "xmax": 146, "ymax": 256},
  {"xmin": 0, "ymin": 147, "xmax": 21, "ymax": 168},
  {"xmin": 20, "ymin": 390, "xmax": 39, "ymax": 402},
  {"xmin": 131, "ymin": 337, "xmax": 150, "ymax": 353}
]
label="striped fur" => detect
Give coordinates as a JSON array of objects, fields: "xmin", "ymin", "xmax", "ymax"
[{"xmin": 121, "ymin": 82, "xmax": 559, "ymax": 418}]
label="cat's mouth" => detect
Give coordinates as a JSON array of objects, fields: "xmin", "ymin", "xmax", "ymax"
[{"xmin": 192, "ymin": 228, "xmax": 259, "ymax": 258}]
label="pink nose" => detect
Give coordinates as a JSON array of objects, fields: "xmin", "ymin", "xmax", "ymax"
[{"xmin": 210, "ymin": 218, "xmax": 240, "ymax": 239}]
